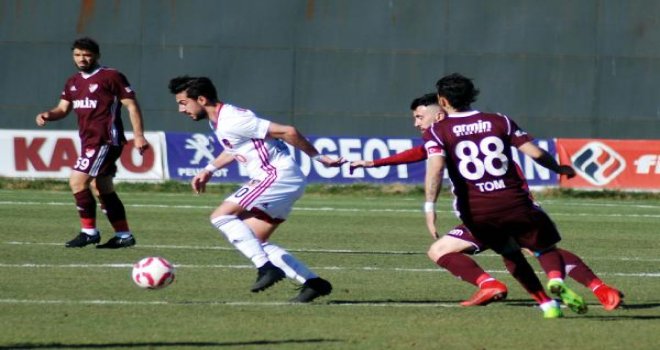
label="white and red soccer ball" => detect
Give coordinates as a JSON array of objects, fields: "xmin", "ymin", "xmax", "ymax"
[{"xmin": 131, "ymin": 257, "xmax": 175, "ymax": 289}]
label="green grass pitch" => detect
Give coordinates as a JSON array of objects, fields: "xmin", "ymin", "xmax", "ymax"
[{"xmin": 0, "ymin": 186, "xmax": 659, "ymax": 349}]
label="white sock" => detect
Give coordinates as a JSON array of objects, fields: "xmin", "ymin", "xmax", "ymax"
[
  {"xmin": 81, "ymin": 228, "xmax": 98, "ymax": 236},
  {"xmin": 540, "ymin": 300, "xmax": 559, "ymax": 311},
  {"xmin": 115, "ymin": 231, "xmax": 132, "ymax": 239},
  {"xmin": 211, "ymin": 215, "xmax": 269, "ymax": 268},
  {"xmin": 262, "ymin": 242, "xmax": 317, "ymax": 284}
]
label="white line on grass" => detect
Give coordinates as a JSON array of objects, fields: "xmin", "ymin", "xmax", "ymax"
[
  {"xmin": 1, "ymin": 200, "xmax": 659, "ymax": 218},
  {"xmin": 5, "ymin": 241, "xmax": 660, "ymax": 263},
  {"xmin": 0, "ymin": 262, "xmax": 657, "ymax": 278},
  {"xmin": 3, "ymin": 241, "xmax": 421, "ymax": 255},
  {"xmin": 0, "ymin": 298, "xmax": 462, "ymax": 308}
]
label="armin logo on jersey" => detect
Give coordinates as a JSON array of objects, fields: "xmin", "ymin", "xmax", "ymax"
[
  {"xmin": 571, "ymin": 142, "xmax": 626, "ymax": 186},
  {"xmin": 452, "ymin": 120, "xmax": 492, "ymax": 137}
]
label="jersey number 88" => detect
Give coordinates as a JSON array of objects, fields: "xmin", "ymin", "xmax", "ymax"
[{"xmin": 455, "ymin": 136, "xmax": 508, "ymax": 180}]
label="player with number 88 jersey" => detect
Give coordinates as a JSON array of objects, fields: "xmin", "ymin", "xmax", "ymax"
[
  {"xmin": 423, "ymin": 73, "xmax": 591, "ymax": 318},
  {"xmin": 423, "ymin": 111, "xmax": 533, "ymax": 217}
]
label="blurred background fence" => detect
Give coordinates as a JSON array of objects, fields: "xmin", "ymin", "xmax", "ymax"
[{"xmin": 1, "ymin": 0, "xmax": 659, "ymax": 139}]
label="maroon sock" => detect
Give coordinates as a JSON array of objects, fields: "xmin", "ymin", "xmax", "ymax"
[
  {"xmin": 73, "ymin": 189, "xmax": 96, "ymax": 229},
  {"xmin": 502, "ymin": 251, "xmax": 551, "ymax": 304},
  {"xmin": 436, "ymin": 252, "xmax": 488, "ymax": 286},
  {"xmin": 99, "ymin": 192, "xmax": 129, "ymax": 232},
  {"xmin": 557, "ymin": 248, "xmax": 601, "ymax": 287},
  {"xmin": 536, "ymin": 248, "xmax": 565, "ymax": 280}
]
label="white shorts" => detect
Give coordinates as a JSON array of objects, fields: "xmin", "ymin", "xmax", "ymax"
[{"xmin": 225, "ymin": 168, "xmax": 306, "ymax": 221}]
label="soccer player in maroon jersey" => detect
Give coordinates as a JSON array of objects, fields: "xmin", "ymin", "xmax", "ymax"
[
  {"xmin": 424, "ymin": 73, "xmax": 601, "ymax": 318},
  {"xmin": 352, "ymin": 93, "xmax": 508, "ymax": 306},
  {"xmin": 350, "ymin": 94, "xmax": 623, "ymax": 311},
  {"xmin": 35, "ymin": 37, "xmax": 149, "ymax": 249}
]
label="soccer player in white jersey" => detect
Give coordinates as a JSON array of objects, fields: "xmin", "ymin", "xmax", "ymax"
[{"xmin": 168, "ymin": 76, "xmax": 344, "ymax": 302}]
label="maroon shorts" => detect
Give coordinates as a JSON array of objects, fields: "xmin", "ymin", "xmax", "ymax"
[
  {"xmin": 464, "ymin": 206, "xmax": 562, "ymax": 255},
  {"xmin": 73, "ymin": 144, "xmax": 122, "ymax": 177},
  {"xmin": 446, "ymin": 224, "xmax": 487, "ymax": 255}
]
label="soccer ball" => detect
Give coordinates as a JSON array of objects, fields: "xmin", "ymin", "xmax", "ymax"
[{"xmin": 131, "ymin": 256, "xmax": 175, "ymax": 289}]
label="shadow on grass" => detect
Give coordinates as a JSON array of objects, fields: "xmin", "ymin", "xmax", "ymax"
[
  {"xmin": 504, "ymin": 299, "xmax": 660, "ymax": 319},
  {"xmin": 617, "ymin": 302, "xmax": 660, "ymax": 310},
  {"xmin": 506, "ymin": 299, "xmax": 660, "ymax": 309},
  {"xmin": 0, "ymin": 338, "xmax": 340, "ymax": 349},
  {"xmin": 328, "ymin": 299, "xmax": 461, "ymax": 305}
]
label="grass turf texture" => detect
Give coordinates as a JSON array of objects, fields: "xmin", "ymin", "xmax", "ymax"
[{"xmin": 0, "ymin": 181, "xmax": 659, "ymax": 349}]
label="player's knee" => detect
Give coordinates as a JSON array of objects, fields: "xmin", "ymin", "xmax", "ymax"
[
  {"xmin": 427, "ymin": 248, "xmax": 445, "ymax": 262},
  {"xmin": 210, "ymin": 214, "xmax": 249, "ymax": 242},
  {"xmin": 427, "ymin": 240, "xmax": 451, "ymax": 261},
  {"xmin": 68, "ymin": 177, "xmax": 82, "ymax": 191},
  {"xmin": 213, "ymin": 201, "xmax": 244, "ymax": 218}
]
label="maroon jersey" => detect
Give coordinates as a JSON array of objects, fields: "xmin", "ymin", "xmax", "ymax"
[
  {"xmin": 423, "ymin": 111, "xmax": 534, "ymax": 220},
  {"xmin": 61, "ymin": 66, "xmax": 136, "ymax": 149}
]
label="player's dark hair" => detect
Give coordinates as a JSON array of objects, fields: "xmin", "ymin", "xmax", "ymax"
[
  {"xmin": 168, "ymin": 76, "xmax": 218, "ymax": 101},
  {"xmin": 409, "ymin": 93, "xmax": 438, "ymax": 110},
  {"xmin": 71, "ymin": 37, "xmax": 100, "ymax": 55},
  {"xmin": 435, "ymin": 73, "xmax": 479, "ymax": 111}
]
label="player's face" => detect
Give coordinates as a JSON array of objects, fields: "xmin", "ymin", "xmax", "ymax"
[
  {"xmin": 72, "ymin": 48, "xmax": 98, "ymax": 73},
  {"xmin": 175, "ymin": 92, "xmax": 208, "ymax": 121},
  {"xmin": 412, "ymin": 105, "xmax": 443, "ymax": 133}
]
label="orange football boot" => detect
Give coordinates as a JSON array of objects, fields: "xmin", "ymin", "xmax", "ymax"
[
  {"xmin": 460, "ymin": 280, "xmax": 508, "ymax": 307},
  {"xmin": 594, "ymin": 284, "xmax": 624, "ymax": 311}
]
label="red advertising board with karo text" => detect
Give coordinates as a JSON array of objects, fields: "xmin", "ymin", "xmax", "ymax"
[
  {"xmin": 556, "ymin": 139, "xmax": 660, "ymax": 190},
  {"xmin": 0, "ymin": 129, "xmax": 165, "ymax": 181}
]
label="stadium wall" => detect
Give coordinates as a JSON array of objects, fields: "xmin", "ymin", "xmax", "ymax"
[{"xmin": 1, "ymin": 0, "xmax": 659, "ymax": 140}]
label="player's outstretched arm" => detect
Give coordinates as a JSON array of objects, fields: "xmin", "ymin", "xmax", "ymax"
[
  {"xmin": 35, "ymin": 99, "xmax": 71, "ymax": 126},
  {"xmin": 267, "ymin": 122, "xmax": 345, "ymax": 167},
  {"xmin": 350, "ymin": 145, "xmax": 427, "ymax": 174},
  {"xmin": 348, "ymin": 160, "xmax": 374, "ymax": 174},
  {"xmin": 518, "ymin": 142, "xmax": 575, "ymax": 178}
]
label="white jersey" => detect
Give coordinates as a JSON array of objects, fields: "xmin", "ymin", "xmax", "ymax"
[{"xmin": 211, "ymin": 103, "xmax": 302, "ymax": 181}]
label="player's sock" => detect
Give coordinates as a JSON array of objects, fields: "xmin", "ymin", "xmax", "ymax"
[
  {"xmin": 80, "ymin": 228, "xmax": 98, "ymax": 236},
  {"xmin": 436, "ymin": 252, "xmax": 489, "ymax": 286},
  {"xmin": 113, "ymin": 231, "xmax": 132, "ymax": 239},
  {"xmin": 99, "ymin": 192, "xmax": 130, "ymax": 233},
  {"xmin": 211, "ymin": 215, "xmax": 269, "ymax": 268},
  {"xmin": 540, "ymin": 300, "xmax": 563, "ymax": 318},
  {"xmin": 74, "ymin": 189, "xmax": 97, "ymax": 233},
  {"xmin": 556, "ymin": 248, "xmax": 602, "ymax": 287},
  {"xmin": 536, "ymin": 248, "xmax": 566, "ymax": 280},
  {"xmin": 478, "ymin": 277, "xmax": 500, "ymax": 288},
  {"xmin": 262, "ymin": 242, "xmax": 316, "ymax": 284},
  {"xmin": 540, "ymin": 299, "xmax": 560, "ymax": 311},
  {"xmin": 502, "ymin": 251, "xmax": 552, "ymax": 304},
  {"xmin": 588, "ymin": 280, "xmax": 606, "ymax": 291}
]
